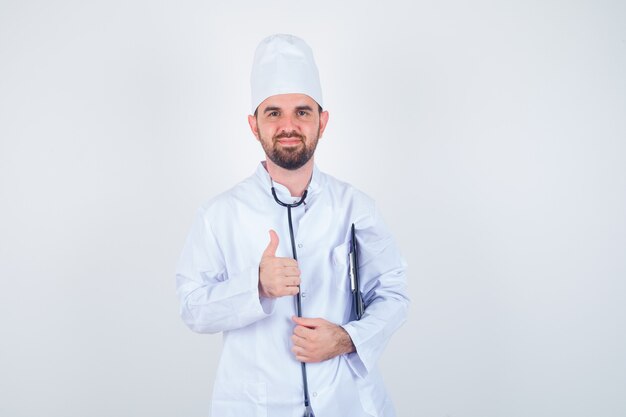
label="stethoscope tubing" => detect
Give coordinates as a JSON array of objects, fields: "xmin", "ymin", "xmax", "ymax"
[{"xmin": 271, "ymin": 186, "xmax": 315, "ymax": 417}]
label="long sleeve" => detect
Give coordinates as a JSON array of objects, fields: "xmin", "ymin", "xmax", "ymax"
[
  {"xmin": 176, "ymin": 165, "xmax": 406, "ymax": 416},
  {"xmin": 342, "ymin": 205, "xmax": 409, "ymax": 378},
  {"xmin": 175, "ymin": 208, "xmax": 273, "ymax": 334}
]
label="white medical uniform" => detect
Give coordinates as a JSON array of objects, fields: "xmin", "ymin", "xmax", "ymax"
[{"xmin": 176, "ymin": 163, "xmax": 409, "ymax": 417}]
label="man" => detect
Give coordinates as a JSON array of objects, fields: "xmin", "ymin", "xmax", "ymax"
[{"xmin": 176, "ymin": 34, "xmax": 409, "ymax": 417}]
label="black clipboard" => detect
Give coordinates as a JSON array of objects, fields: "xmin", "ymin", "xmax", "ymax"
[{"xmin": 349, "ymin": 223, "xmax": 364, "ymax": 320}]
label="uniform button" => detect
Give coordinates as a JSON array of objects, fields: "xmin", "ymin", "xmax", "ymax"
[
  {"xmin": 297, "ymin": 243, "xmax": 303, "ymax": 248},
  {"xmin": 312, "ymin": 392, "xmax": 318, "ymax": 397},
  {"xmin": 301, "ymin": 291, "xmax": 307, "ymax": 298}
]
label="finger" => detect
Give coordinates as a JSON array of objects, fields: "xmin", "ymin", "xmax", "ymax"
[
  {"xmin": 282, "ymin": 276, "xmax": 301, "ymax": 287},
  {"xmin": 291, "ymin": 333, "xmax": 308, "ymax": 348},
  {"xmin": 284, "ymin": 286, "xmax": 300, "ymax": 296},
  {"xmin": 262, "ymin": 230, "xmax": 279, "ymax": 258},
  {"xmin": 292, "ymin": 316, "xmax": 322, "ymax": 328},
  {"xmin": 277, "ymin": 257, "xmax": 299, "ymax": 267},
  {"xmin": 282, "ymin": 266, "xmax": 301, "ymax": 277},
  {"xmin": 293, "ymin": 325, "xmax": 313, "ymax": 338},
  {"xmin": 291, "ymin": 345, "xmax": 312, "ymax": 361},
  {"xmin": 295, "ymin": 354, "xmax": 313, "ymax": 363}
]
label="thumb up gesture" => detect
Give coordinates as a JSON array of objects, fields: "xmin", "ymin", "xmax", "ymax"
[{"xmin": 258, "ymin": 230, "xmax": 301, "ymax": 298}]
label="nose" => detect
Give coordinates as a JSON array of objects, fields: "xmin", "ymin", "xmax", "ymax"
[{"xmin": 279, "ymin": 113, "xmax": 300, "ymax": 133}]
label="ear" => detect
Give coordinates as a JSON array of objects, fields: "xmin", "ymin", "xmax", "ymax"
[
  {"xmin": 318, "ymin": 110, "xmax": 330, "ymax": 139},
  {"xmin": 248, "ymin": 114, "xmax": 260, "ymax": 141}
]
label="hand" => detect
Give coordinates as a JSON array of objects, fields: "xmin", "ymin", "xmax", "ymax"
[
  {"xmin": 291, "ymin": 316, "xmax": 356, "ymax": 363},
  {"xmin": 258, "ymin": 230, "xmax": 301, "ymax": 298}
]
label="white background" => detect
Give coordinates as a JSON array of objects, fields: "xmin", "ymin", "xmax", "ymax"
[{"xmin": 1, "ymin": 1, "xmax": 625, "ymax": 416}]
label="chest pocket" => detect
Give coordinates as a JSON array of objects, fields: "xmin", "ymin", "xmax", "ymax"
[{"xmin": 331, "ymin": 241, "xmax": 351, "ymax": 292}]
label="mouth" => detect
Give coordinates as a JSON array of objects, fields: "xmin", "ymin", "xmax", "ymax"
[
  {"xmin": 277, "ymin": 138, "xmax": 303, "ymax": 146},
  {"xmin": 274, "ymin": 131, "xmax": 304, "ymax": 147}
]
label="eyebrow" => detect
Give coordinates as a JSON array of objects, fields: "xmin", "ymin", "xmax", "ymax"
[
  {"xmin": 263, "ymin": 106, "xmax": 281, "ymax": 114},
  {"xmin": 262, "ymin": 105, "xmax": 314, "ymax": 114}
]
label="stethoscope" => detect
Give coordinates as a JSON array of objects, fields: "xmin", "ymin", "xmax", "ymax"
[{"xmin": 271, "ymin": 181, "xmax": 316, "ymax": 417}]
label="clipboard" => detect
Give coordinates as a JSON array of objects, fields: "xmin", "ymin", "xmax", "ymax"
[{"xmin": 349, "ymin": 223, "xmax": 364, "ymax": 320}]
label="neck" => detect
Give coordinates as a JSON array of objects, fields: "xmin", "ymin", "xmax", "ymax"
[{"xmin": 264, "ymin": 158, "xmax": 314, "ymax": 197}]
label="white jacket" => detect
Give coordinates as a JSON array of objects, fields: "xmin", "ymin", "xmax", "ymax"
[{"xmin": 176, "ymin": 163, "xmax": 409, "ymax": 417}]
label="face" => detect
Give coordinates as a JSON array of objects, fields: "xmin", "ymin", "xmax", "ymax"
[{"xmin": 248, "ymin": 94, "xmax": 329, "ymax": 170}]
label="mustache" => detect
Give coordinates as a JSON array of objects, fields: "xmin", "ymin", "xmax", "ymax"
[{"xmin": 274, "ymin": 131, "xmax": 305, "ymax": 140}]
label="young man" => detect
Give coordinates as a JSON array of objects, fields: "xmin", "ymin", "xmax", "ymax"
[{"xmin": 176, "ymin": 34, "xmax": 409, "ymax": 417}]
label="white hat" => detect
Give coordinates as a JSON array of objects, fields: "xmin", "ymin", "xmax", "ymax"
[{"xmin": 250, "ymin": 34, "xmax": 323, "ymax": 114}]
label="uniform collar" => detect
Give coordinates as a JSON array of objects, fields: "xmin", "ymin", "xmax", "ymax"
[{"xmin": 255, "ymin": 161, "xmax": 323, "ymax": 202}]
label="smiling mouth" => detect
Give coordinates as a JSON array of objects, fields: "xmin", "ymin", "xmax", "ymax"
[{"xmin": 277, "ymin": 139, "xmax": 303, "ymax": 146}]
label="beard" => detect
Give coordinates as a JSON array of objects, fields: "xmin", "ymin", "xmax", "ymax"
[{"xmin": 260, "ymin": 129, "xmax": 320, "ymax": 170}]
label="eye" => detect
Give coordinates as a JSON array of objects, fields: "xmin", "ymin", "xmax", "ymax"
[
  {"xmin": 297, "ymin": 110, "xmax": 309, "ymax": 117},
  {"xmin": 268, "ymin": 111, "xmax": 279, "ymax": 117}
]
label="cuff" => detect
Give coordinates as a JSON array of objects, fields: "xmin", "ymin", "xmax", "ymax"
[{"xmin": 342, "ymin": 324, "xmax": 369, "ymax": 378}]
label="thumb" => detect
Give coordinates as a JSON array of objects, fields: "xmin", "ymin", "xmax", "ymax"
[{"xmin": 262, "ymin": 229, "xmax": 279, "ymax": 258}]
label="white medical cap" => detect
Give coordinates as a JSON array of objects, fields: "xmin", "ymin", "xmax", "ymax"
[{"xmin": 250, "ymin": 34, "xmax": 323, "ymax": 114}]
